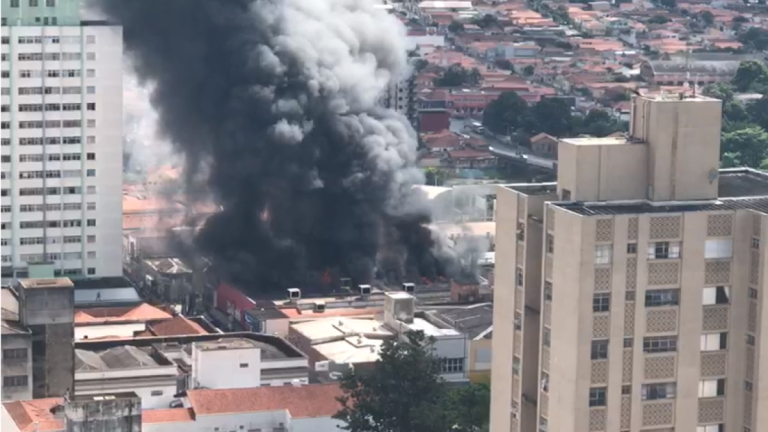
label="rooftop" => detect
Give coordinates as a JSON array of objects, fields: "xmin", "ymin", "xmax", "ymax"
[
  {"xmin": 145, "ymin": 315, "xmax": 209, "ymax": 336},
  {"xmin": 74, "ymin": 332, "xmax": 305, "ymax": 360},
  {"xmin": 2, "ymin": 398, "xmax": 195, "ymax": 431},
  {"xmin": 186, "ymin": 383, "xmax": 344, "ymax": 418},
  {"xmin": 18, "ymin": 278, "xmax": 73, "ymax": 290},
  {"xmin": 430, "ymin": 303, "xmax": 494, "ymax": 340},
  {"xmin": 74, "ymin": 303, "xmax": 172, "ymax": 325},
  {"xmin": 556, "ymin": 168, "xmax": 768, "ymax": 216},
  {"xmin": 75, "ymin": 345, "xmax": 173, "ymax": 371}
]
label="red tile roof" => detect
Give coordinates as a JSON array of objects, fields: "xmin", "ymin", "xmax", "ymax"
[
  {"xmin": 142, "ymin": 408, "xmax": 195, "ymax": 424},
  {"xmin": 3, "ymin": 398, "xmax": 64, "ymax": 432},
  {"xmin": 186, "ymin": 383, "xmax": 344, "ymax": 418},
  {"xmin": 74, "ymin": 303, "xmax": 173, "ymax": 324},
  {"xmin": 148, "ymin": 315, "xmax": 208, "ymax": 336}
]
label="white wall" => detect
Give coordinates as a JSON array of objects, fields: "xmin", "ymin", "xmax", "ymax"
[
  {"xmin": 75, "ymin": 366, "xmax": 178, "ymax": 409},
  {"xmin": 191, "ymin": 344, "xmax": 261, "ymax": 389},
  {"xmin": 77, "ymin": 382, "xmax": 177, "ymax": 409},
  {"xmin": 75, "ymin": 322, "xmax": 146, "ymax": 340},
  {"xmin": 0, "ymin": 24, "xmax": 123, "ymax": 278},
  {"xmin": 143, "ymin": 411, "xmax": 344, "ymax": 432},
  {"xmin": 265, "ymin": 318, "xmax": 289, "ymax": 336}
]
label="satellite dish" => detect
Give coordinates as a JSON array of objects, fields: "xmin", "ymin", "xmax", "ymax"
[{"xmin": 708, "ymin": 168, "xmax": 719, "ymax": 184}]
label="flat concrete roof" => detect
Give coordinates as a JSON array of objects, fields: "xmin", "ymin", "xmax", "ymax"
[{"xmin": 18, "ymin": 278, "xmax": 73, "ymax": 289}]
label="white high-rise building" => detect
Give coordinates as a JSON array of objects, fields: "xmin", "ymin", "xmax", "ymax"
[{"xmin": 1, "ymin": 0, "xmax": 123, "ymax": 281}]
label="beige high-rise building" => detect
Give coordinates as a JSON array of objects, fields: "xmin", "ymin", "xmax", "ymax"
[{"xmin": 490, "ymin": 94, "xmax": 768, "ymax": 432}]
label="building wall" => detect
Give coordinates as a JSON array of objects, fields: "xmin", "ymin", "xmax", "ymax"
[
  {"xmin": 75, "ymin": 377, "xmax": 177, "ymax": 410},
  {"xmin": 468, "ymin": 337, "xmax": 492, "ymax": 383},
  {"xmin": 1, "ymin": 333, "xmax": 32, "ymax": 401},
  {"xmin": 74, "ymin": 323, "xmax": 146, "ymax": 341},
  {"xmin": 1, "ymin": 23, "xmax": 124, "ymax": 279},
  {"xmin": 191, "ymin": 344, "xmax": 262, "ymax": 390},
  {"xmin": 64, "ymin": 396, "xmax": 142, "ymax": 432}
]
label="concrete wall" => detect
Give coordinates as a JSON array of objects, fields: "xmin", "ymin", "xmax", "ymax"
[
  {"xmin": 191, "ymin": 344, "xmax": 261, "ymax": 389},
  {"xmin": 1, "ymin": 333, "xmax": 33, "ymax": 401},
  {"xmin": 64, "ymin": 396, "xmax": 142, "ymax": 432},
  {"xmin": 75, "ymin": 323, "xmax": 145, "ymax": 341}
]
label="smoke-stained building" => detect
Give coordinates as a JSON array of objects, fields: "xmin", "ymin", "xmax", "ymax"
[
  {"xmin": 380, "ymin": 74, "xmax": 418, "ymax": 127},
  {"xmin": 1, "ymin": 0, "xmax": 124, "ymax": 281}
]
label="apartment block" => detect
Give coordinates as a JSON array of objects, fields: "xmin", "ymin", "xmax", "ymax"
[
  {"xmin": 1, "ymin": 0, "xmax": 123, "ymax": 281},
  {"xmin": 491, "ymin": 94, "xmax": 768, "ymax": 432}
]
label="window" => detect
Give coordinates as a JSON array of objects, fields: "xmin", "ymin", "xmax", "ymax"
[
  {"xmin": 516, "ymin": 268, "xmax": 523, "ymax": 287},
  {"xmin": 749, "ymin": 288, "xmax": 758, "ymax": 299},
  {"xmin": 87, "ymin": 69, "xmax": 95, "ymax": 77},
  {"xmin": 517, "ymin": 222, "xmax": 525, "ymax": 241},
  {"xmin": 700, "ymin": 333, "xmax": 728, "ymax": 351},
  {"xmin": 512, "ymin": 356, "xmax": 521, "ymax": 375},
  {"xmin": 149, "ymin": 390, "xmax": 163, "ymax": 396},
  {"xmin": 239, "ymin": 363, "xmax": 249, "ymax": 368},
  {"xmin": 514, "ymin": 312, "xmax": 522, "ymax": 331},
  {"xmin": 87, "ymin": 102, "xmax": 96, "ymax": 111},
  {"xmin": 46, "ymin": 0, "xmax": 55, "ymax": 5},
  {"xmin": 696, "ymin": 425, "xmax": 724, "ymax": 432},
  {"xmin": 543, "ymin": 328, "xmax": 551, "ymax": 347},
  {"xmin": 87, "ymin": 219, "xmax": 96, "ymax": 227},
  {"xmin": 623, "ymin": 338, "xmax": 633, "ymax": 348},
  {"xmin": 29, "ymin": 0, "xmax": 38, "ymax": 5},
  {"xmin": 627, "ymin": 243, "xmax": 637, "ymax": 254},
  {"xmin": 86, "ymin": 169, "xmax": 96, "ymax": 177},
  {"xmin": 703, "ymin": 286, "xmax": 729, "ymax": 305},
  {"xmin": 87, "ymin": 251, "xmax": 96, "ymax": 259},
  {"xmin": 591, "ymin": 340, "xmax": 608, "ymax": 360},
  {"xmin": 745, "ymin": 381, "xmax": 754, "ymax": 392},
  {"xmin": 593, "ymin": 293, "xmax": 610, "ymax": 313},
  {"xmin": 87, "ymin": 86, "xmax": 95, "ymax": 94},
  {"xmin": 648, "ymin": 241, "xmax": 680, "ymax": 259},
  {"xmin": 546, "ymin": 234, "xmax": 554, "ymax": 253},
  {"xmin": 589, "ymin": 387, "xmax": 606, "ymax": 407},
  {"xmin": 622, "ymin": 385, "xmax": 631, "ymax": 395},
  {"xmin": 699, "ymin": 379, "xmax": 726, "ymax": 398},
  {"xmin": 87, "ymin": 268, "xmax": 96, "ymax": 275},
  {"xmin": 86, "ymin": 152, "xmax": 95, "ymax": 161},
  {"xmin": 86, "ymin": 35, "xmax": 96, "ymax": 44},
  {"xmin": 625, "ymin": 291, "xmax": 635, "ymax": 301},
  {"xmin": 10, "ymin": 0, "xmax": 19, "ymax": 7},
  {"xmin": 746, "ymin": 333, "xmax": 755, "ymax": 346},
  {"xmin": 3, "ymin": 348, "xmax": 27, "ymax": 360},
  {"xmin": 87, "ymin": 202, "xmax": 96, "ymax": 211},
  {"xmin": 87, "ymin": 235, "xmax": 96, "ymax": 243},
  {"xmin": 86, "ymin": 52, "xmax": 96, "ymax": 61},
  {"xmin": 704, "ymin": 239, "xmax": 733, "ymax": 259},
  {"xmin": 541, "ymin": 372, "xmax": 549, "ymax": 392},
  {"xmin": 3, "ymin": 375, "xmax": 28, "ymax": 387},
  {"xmin": 645, "ymin": 289, "xmax": 679, "ymax": 307},
  {"xmin": 87, "ymin": 119, "xmax": 96, "ymax": 128},
  {"xmin": 641, "ymin": 383, "xmax": 676, "ymax": 400},
  {"xmin": 752, "ymin": 237, "xmax": 760, "ymax": 249},
  {"xmin": 644, "ymin": 336, "xmax": 677, "ymax": 353},
  {"xmin": 595, "ymin": 245, "xmax": 612, "ymax": 265},
  {"xmin": 544, "ymin": 282, "xmax": 552, "ymax": 302},
  {"xmin": 440, "ymin": 358, "xmax": 464, "ymax": 373}
]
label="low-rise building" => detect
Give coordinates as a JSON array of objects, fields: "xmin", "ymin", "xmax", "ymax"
[
  {"xmin": 429, "ymin": 303, "xmax": 493, "ymax": 382},
  {"xmin": 1, "ymin": 288, "xmax": 32, "ymax": 402}
]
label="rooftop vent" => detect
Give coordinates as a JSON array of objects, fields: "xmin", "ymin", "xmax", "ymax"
[
  {"xmin": 402, "ymin": 282, "xmax": 415, "ymax": 293},
  {"xmin": 287, "ymin": 288, "xmax": 301, "ymax": 301},
  {"xmin": 313, "ymin": 301, "xmax": 326, "ymax": 313}
]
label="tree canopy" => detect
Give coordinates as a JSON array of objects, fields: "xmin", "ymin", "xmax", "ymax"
[
  {"xmin": 334, "ymin": 331, "xmax": 491, "ymax": 432},
  {"xmin": 732, "ymin": 60, "xmax": 768, "ymax": 93},
  {"xmin": 433, "ymin": 64, "xmax": 482, "ymax": 87},
  {"xmin": 483, "ymin": 91, "xmax": 625, "ymax": 139}
]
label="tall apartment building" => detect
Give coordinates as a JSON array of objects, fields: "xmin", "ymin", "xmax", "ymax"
[
  {"xmin": 491, "ymin": 94, "xmax": 768, "ymax": 432},
  {"xmin": 381, "ymin": 73, "xmax": 417, "ymax": 127},
  {"xmin": 1, "ymin": 0, "xmax": 123, "ymax": 281}
]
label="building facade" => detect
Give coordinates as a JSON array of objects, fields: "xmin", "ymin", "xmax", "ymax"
[
  {"xmin": 491, "ymin": 94, "xmax": 768, "ymax": 432},
  {"xmin": 1, "ymin": 0, "xmax": 123, "ymax": 281}
]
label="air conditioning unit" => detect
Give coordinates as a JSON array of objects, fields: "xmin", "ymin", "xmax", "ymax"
[
  {"xmin": 287, "ymin": 288, "xmax": 301, "ymax": 301},
  {"xmin": 359, "ymin": 284, "xmax": 372, "ymax": 296},
  {"xmin": 315, "ymin": 361, "xmax": 330, "ymax": 372},
  {"xmin": 402, "ymin": 282, "xmax": 415, "ymax": 293},
  {"xmin": 313, "ymin": 301, "xmax": 326, "ymax": 313}
]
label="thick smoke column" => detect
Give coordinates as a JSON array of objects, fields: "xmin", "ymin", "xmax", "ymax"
[{"xmin": 93, "ymin": 0, "xmax": 454, "ymax": 291}]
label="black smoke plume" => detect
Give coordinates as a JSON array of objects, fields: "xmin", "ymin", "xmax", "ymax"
[{"xmin": 93, "ymin": 0, "xmax": 465, "ymax": 292}]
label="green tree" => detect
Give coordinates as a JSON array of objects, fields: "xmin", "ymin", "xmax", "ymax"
[
  {"xmin": 739, "ymin": 27, "xmax": 768, "ymax": 52},
  {"xmin": 702, "ymin": 83, "xmax": 734, "ymax": 102},
  {"xmin": 494, "ymin": 59, "xmax": 513, "ymax": 70},
  {"xmin": 334, "ymin": 331, "xmax": 449, "ymax": 432},
  {"xmin": 700, "ymin": 10, "xmax": 714, "ymax": 27},
  {"xmin": 532, "ymin": 97, "xmax": 573, "ymax": 137},
  {"xmin": 413, "ymin": 59, "xmax": 429, "ymax": 72},
  {"xmin": 482, "ymin": 91, "xmax": 531, "ymax": 135},
  {"xmin": 468, "ymin": 68, "xmax": 483, "ymax": 86},
  {"xmin": 433, "ymin": 64, "xmax": 481, "ymax": 87},
  {"xmin": 474, "ymin": 14, "xmax": 498, "ymax": 29},
  {"xmin": 574, "ymin": 109, "xmax": 624, "ymax": 137},
  {"xmin": 522, "ymin": 65, "xmax": 535, "ymax": 76},
  {"xmin": 444, "ymin": 382, "xmax": 491, "ymax": 432},
  {"xmin": 721, "ymin": 127, "xmax": 768, "ymax": 168},
  {"xmin": 648, "ymin": 15, "xmax": 670, "ymax": 24},
  {"xmin": 731, "ymin": 60, "xmax": 768, "ymax": 92},
  {"xmin": 747, "ymin": 96, "xmax": 768, "ymax": 131},
  {"xmin": 448, "ymin": 21, "xmax": 465, "ymax": 33}
]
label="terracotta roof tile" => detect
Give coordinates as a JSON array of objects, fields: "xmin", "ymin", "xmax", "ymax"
[
  {"xmin": 148, "ymin": 316, "xmax": 208, "ymax": 336},
  {"xmin": 186, "ymin": 383, "xmax": 344, "ymax": 418},
  {"xmin": 75, "ymin": 303, "xmax": 172, "ymax": 324},
  {"xmin": 142, "ymin": 408, "xmax": 195, "ymax": 424},
  {"xmin": 3, "ymin": 398, "xmax": 64, "ymax": 432}
]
